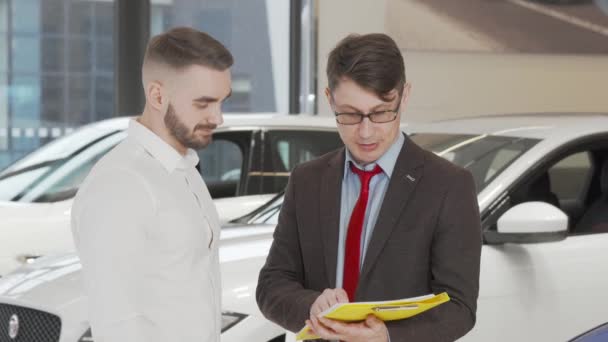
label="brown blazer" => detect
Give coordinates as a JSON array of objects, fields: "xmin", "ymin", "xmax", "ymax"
[{"xmin": 256, "ymin": 135, "xmax": 482, "ymax": 341}]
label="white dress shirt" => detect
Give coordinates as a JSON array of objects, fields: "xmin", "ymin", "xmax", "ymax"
[{"xmin": 72, "ymin": 119, "xmax": 221, "ymax": 342}]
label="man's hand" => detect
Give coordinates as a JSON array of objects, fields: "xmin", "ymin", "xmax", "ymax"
[
  {"xmin": 306, "ymin": 314, "xmax": 389, "ymax": 342},
  {"xmin": 306, "ymin": 289, "xmax": 388, "ymax": 342},
  {"xmin": 309, "ymin": 288, "xmax": 349, "ymax": 319}
]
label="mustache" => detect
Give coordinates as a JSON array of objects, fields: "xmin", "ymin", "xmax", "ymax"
[{"xmin": 194, "ymin": 124, "xmax": 217, "ymax": 131}]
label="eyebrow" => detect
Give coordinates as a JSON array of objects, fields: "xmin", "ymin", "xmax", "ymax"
[
  {"xmin": 193, "ymin": 89, "xmax": 233, "ymax": 104},
  {"xmin": 335, "ymin": 102, "xmax": 391, "ymax": 113}
]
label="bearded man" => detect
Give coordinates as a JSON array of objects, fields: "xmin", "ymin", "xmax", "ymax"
[{"xmin": 71, "ymin": 27, "xmax": 233, "ymax": 342}]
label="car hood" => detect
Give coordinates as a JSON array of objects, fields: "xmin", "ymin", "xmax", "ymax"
[
  {"xmin": 213, "ymin": 194, "xmax": 276, "ymax": 223},
  {"xmin": 0, "ymin": 194, "xmax": 275, "ymax": 226},
  {"xmin": 0, "ymin": 200, "xmax": 69, "ymax": 224},
  {"xmin": 0, "ymin": 223, "xmax": 275, "ymax": 317}
]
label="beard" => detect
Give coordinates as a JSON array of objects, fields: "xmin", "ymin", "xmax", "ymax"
[{"xmin": 164, "ymin": 104, "xmax": 217, "ymax": 150}]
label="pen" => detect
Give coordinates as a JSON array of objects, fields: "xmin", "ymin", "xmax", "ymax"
[{"xmin": 373, "ymin": 304, "xmax": 419, "ymax": 312}]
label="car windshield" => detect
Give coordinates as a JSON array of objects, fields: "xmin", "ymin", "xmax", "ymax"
[
  {"xmin": 1, "ymin": 121, "xmax": 126, "ymax": 175},
  {"xmin": 243, "ymin": 132, "xmax": 540, "ymax": 226},
  {"xmin": 409, "ymin": 133, "xmax": 539, "ymax": 193},
  {"xmin": 0, "ymin": 130, "xmax": 126, "ymax": 203}
]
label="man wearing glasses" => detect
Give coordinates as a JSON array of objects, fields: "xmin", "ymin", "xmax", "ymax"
[{"xmin": 257, "ymin": 33, "xmax": 481, "ymax": 342}]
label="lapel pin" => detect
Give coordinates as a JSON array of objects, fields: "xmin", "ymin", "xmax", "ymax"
[{"xmin": 406, "ymin": 175, "xmax": 416, "ymax": 182}]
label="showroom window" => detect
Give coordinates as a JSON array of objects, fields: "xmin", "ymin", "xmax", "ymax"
[
  {"xmin": 150, "ymin": 0, "xmax": 290, "ymax": 114},
  {"xmin": 0, "ymin": 0, "xmax": 115, "ymax": 169},
  {"xmin": 0, "ymin": 0, "xmax": 295, "ymax": 171}
]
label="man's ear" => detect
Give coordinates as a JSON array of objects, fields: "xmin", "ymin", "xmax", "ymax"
[
  {"xmin": 400, "ymin": 83, "xmax": 412, "ymax": 110},
  {"xmin": 324, "ymin": 87, "xmax": 332, "ymax": 106},
  {"xmin": 146, "ymin": 80, "xmax": 164, "ymax": 112}
]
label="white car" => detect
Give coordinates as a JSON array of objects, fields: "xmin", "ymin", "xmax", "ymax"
[
  {"xmin": 0, "ymin": 114, "xmax": 342, "ymax": 275},
  {"xmin": 1, "ymin": 113, "xmax": 607, "ymax": 342},
  {"xmin": 0, "ymin": 194, "xmax": 283, "ymax": 342}
]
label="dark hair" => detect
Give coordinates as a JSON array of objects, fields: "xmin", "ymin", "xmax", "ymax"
[
  {"xmin": 144, "ymin": 27, "xmax": 233, "ymax": 71},
  {"xmin": 326, "ymin": 33, "xmax": 405, "ymax": 101}
]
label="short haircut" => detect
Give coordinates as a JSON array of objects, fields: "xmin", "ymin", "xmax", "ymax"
[
  {"xmin": 327, "ymin": 33, "xmax": 405, "ymax": 101},
  {"xmin": 144, "ymin": 26, "xmax": 233, "ymax": 71}
]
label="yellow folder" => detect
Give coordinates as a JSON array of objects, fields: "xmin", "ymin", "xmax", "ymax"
[{"xmin": 296, "ymin": 292, "xmax": 450, "ymax": 341}]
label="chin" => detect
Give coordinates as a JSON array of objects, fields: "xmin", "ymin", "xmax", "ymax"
[
  {"xmin": 196, "ymin": 141, "xmax": 212, "ymax": 150},
  {"xmin": 352, "ymin": 152, "xmax": 380, "ymax": 165},
  {"xmin": 183, "ymin": 138, "xmax": 211, "ymax": 150}
]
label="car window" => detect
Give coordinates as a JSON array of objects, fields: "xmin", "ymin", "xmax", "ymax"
[
  {"xmin": 256, "ymin": 130, "xmax": 343, "ymax": 194},
  {"xmin": 548, "ymin": 152, "xmax": 592, "ymax": 202},
  {"xmin": 268, "ymin": 130, "xmax": 342, "ymax": 171},
  {"xmin": 410, "ymin": 133, "xmax": 539, "ymax": 193},
  {"xmin": 199, "ymin": 139, "xmax": 244, "ymax": 199},
  {"xmin": 1, "ymin": 128, "xmax": 255, "ymax": 202},
  {"xmin": 485, "ymin": 148, "xmax": 520, "ymax": 182},
  {"xmin": 547, "ymin": 151, "xmax": 597, "ymax": 234},
  {"xmin": 199, "ymin": 140, "xmax": 243, "ymax": 182},
  {"xmin": 491, "ymin": 148, "xmax": 602, "ymax": 235},
  {"xmin": 505, "ymin": 151, "xmax": 593, "ymax": 229}
]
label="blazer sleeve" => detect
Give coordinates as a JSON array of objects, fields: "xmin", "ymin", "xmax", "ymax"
[
  {"xmin": 256, "ymin": 165, "xmax": 321, "ymax": 333},
  {"xmin": 386, "ymin": 168, "xmax": 482, "ymax": 342}
]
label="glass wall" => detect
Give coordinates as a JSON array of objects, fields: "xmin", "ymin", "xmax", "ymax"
[
  {"xmin": 150, "ymin": 0, "xmax": 290, "ymax": 114},
  {"xmin": 0, "ymin": 0, "xmax": 115, "ymax": 169},
  {"xmin": 0, "ymin": 0, "xmax": 291, "ymax": 171}
]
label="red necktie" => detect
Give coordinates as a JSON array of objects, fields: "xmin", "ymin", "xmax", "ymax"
[{"xmin": 343, "ymin": 163, "xmax": 383, "ymax": 301}]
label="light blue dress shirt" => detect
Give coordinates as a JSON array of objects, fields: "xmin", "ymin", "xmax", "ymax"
[{"xmin": 335, "ymin": 133, "xmax": 405, "ymax": 289}]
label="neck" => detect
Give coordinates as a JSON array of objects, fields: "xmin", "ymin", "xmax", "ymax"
[
  {"xmin": 354, "ymin": 159, "xmax": 372, "ymax": 168},
  {"xmin": 138, "ymin": 105, "xmax": 187, "ymax": 156},
  {"xmin": 350, "ymin": 133, "xmax": 401, "ymax": 167}
]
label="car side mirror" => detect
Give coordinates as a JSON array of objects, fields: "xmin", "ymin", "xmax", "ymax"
[{"xmin": 484, "ymin": 201, "xmax": 568, "ymax": 244}]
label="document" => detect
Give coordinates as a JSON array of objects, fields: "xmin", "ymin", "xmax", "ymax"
[{"xmin": 296, "ymin": 292, "xmax": 450, "ymax": 340}]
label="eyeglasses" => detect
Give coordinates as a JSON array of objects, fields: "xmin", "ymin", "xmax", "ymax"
[{"xmin": 333, "ymin": 99, "xmax": 401, "ymax": 125}]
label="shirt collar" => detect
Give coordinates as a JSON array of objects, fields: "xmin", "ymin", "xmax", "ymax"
[
  {"xmin": 128, "ymin": 119, "xmax": 200, "ymax": 173},
  {"xmin": 344, "ymin": 132, "xmax": 405, "ymax": 179}
]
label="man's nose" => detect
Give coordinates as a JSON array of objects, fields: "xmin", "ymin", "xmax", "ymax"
[
  {"xmin": 357, "ymin": 116, "xmax": 373, "ymax": 139},
  {"xmin": 208, "ymin": 106, "xmax": 224, "ymax": 126}
]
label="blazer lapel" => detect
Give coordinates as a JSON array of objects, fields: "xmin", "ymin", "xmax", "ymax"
[
  {"xmin": 319, "ymin": 149, "xmax": 345, "ymax": 288},
  {"xmin": 359, "ymin": 135, "xmax": 426, "ymax": 284}
]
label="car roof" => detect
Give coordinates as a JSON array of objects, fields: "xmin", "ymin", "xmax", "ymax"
[
  {"xmin": 83, "ymin": 113, "xmax": 339, "ymax": 131},
  {"xmin": 406, "ymin": 112, "xmax": 608, "ymax": 140},
  {"xmin": 82, "ymin": 112, "xmax": 608, "ymax": 140}
]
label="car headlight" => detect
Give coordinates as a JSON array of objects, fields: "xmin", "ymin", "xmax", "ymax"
[
  {"xmin": 222, "ymin": 311, "xmax": 248, "ymax": 332},
  {"xmin": 77, "ymin": 312, "xmax": 248, "ymax": 341}
]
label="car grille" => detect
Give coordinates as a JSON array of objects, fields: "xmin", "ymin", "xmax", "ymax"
[{"xmin": 0, "ymin": 303, "xmax": 61, "ymax": 342}]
